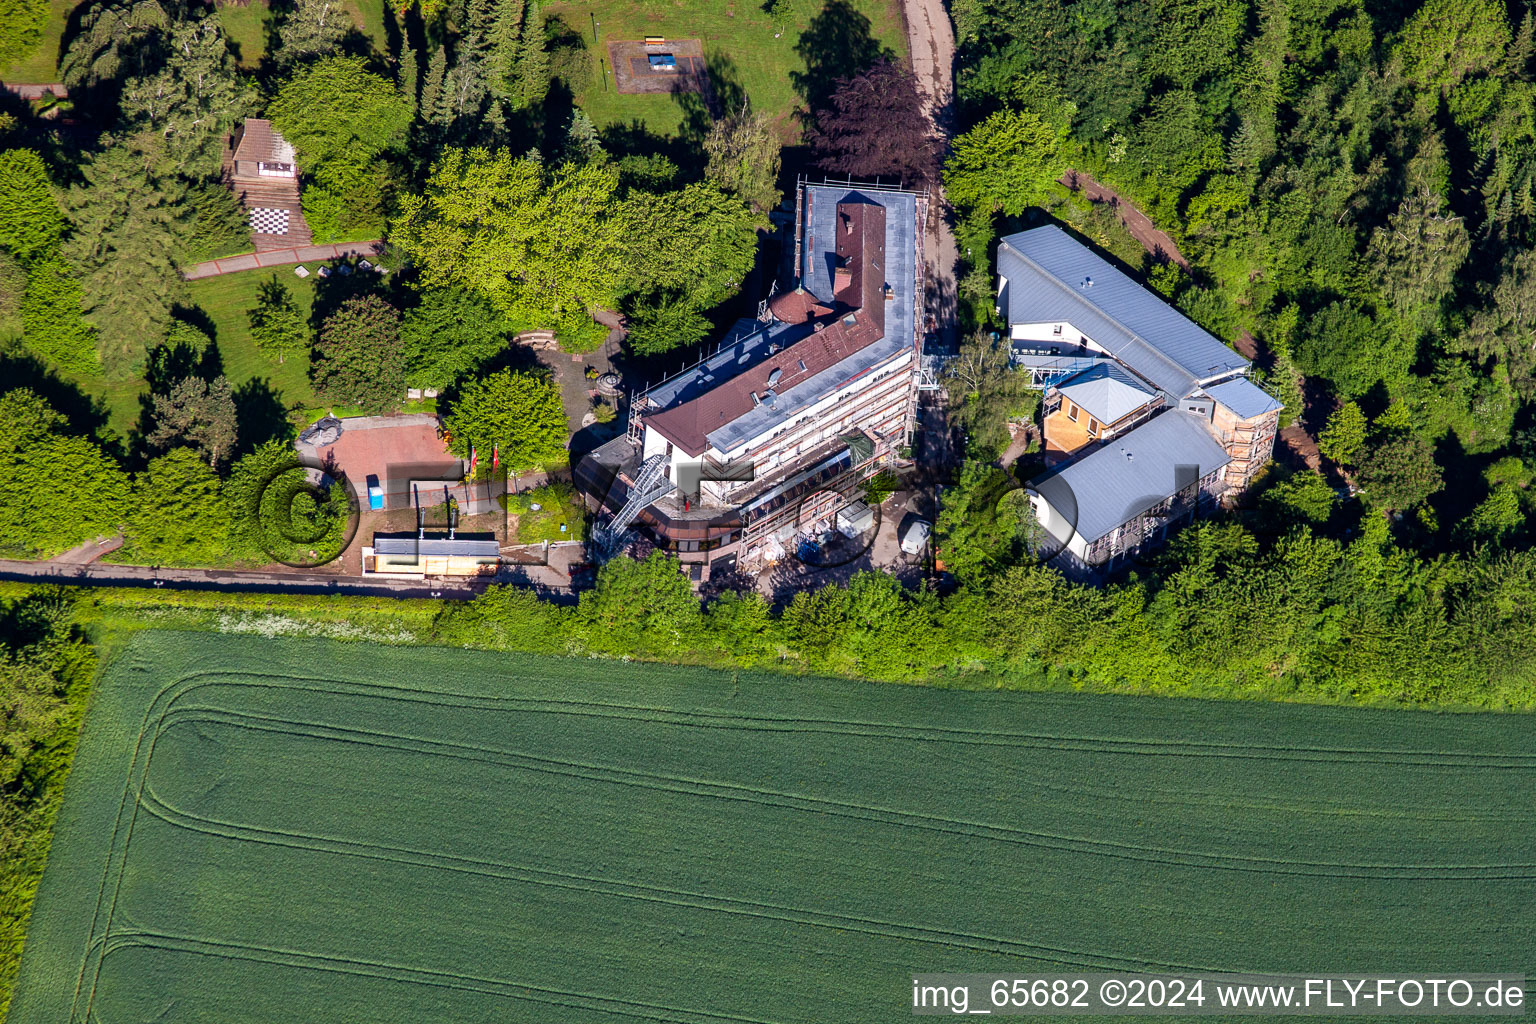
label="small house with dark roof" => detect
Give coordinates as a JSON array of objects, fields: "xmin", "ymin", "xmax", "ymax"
[
  {"xmin": 230, "ymin": 119, "xmax": 297, "ymax": 179},
  {"xmin": 576, "ymin": 181, "xmax": 925, "ymax": 577},
  {"xmin": 996, "ymin": 225, "xmax": 1283, "ymax": 576}
]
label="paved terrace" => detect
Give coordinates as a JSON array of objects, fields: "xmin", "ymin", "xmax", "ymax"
[{"xmin": 183, "ymin": 241, "xmax": 384, "ymax": 280}]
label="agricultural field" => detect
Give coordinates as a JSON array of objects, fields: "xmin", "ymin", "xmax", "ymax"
[{"xmin": 10, "ymin": 631, "xmax": 1534, "ymax": 1023}]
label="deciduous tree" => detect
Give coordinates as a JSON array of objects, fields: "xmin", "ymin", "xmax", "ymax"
[
  {"xmin": 944, "ymin": 108, "xmax": 1068, "ymax": 216},
  {"xmin": 618, "ymin": 181, "xmax": 759, "ymax": 312},
  {"xmin": 393, "ymin": 148, "xmax": 624, "ymax": 338},
  {"xmin": 806, "ymin": 59, "xmax": 941, "ymax": 186},
  {"xmin": 440, "ymin": 368, "xmax": 567, "ymax": 474},
  {"xmin": 704, "ymin": 104, "xmax": 782, "ymax": 214},
  {"xmin": 311, "ymin": 295, "xmax": 405, "ymax": 415},
  {"xmin": 266, "ymin": 56, "xmax": 412, "ymax": 167},
  {"xmin": 401, "ymin": 288, "xmax": 510, "ymax": 391},
  {"xmin": 623, "ymin": 292, "xmax": 713, "ymax": 356}
]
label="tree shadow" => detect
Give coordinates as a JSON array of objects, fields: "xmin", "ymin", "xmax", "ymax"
[
  {"xmin": 233, "ymin": 377, "xmax": 295, "ymax": 456},
  {"xmin": 790, "ymin": 0, "xmax": 891, "ymax": 118},
  {"xmin": 307, "ymin": 259, "xmax": 392, "ymax": 332},
  {"xmin": 672, "ymin": 51, "xmax": 745, "ymax": 160},
  {"xmin": 170, "ymin": 303, "xmax": 219, "ymax": 346},
  {"xmin": 143, "ymin": 337, "xmax": 224, "ymax": 395},
  {"xmin": 0, "ymin": 345, "xmax": 110, "ymax": 437}
]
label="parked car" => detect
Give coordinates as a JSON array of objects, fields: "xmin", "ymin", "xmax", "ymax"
[{"xmin": 900, "ymin": 519, "xmax": 931, "ymax": 556}]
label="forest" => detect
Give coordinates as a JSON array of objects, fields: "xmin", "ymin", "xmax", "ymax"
[{"xmin": 942, "ymin": 0, "xmax": 1536, "ymax": 549}]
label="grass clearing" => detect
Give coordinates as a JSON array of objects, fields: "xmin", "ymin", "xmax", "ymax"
[
  {"xmin": 505, "ymin": 481, "xmax": 589, "ymax": 542},
  {"xmin": 186, "ymin": 271, "xmax": 319, "ymax": 413},
  {"xmin": 1, "ymin": 0, "xmax": 72, "ymax": 81},
  {"xmin": 544, "ymin": 0, "xmax": 906, "ymax": 136},
  {"xmin": 10, "ymin": 630, "xmax": 1533, "ymax": 1023},
  {"xmin": 215, "ymin": 0, "xmax": 270, "ymax": 68}
]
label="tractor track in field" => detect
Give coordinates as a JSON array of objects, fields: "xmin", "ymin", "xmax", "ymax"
[
  {"xmin": 140, "ymin": 704, "xmax": 1536, "ymax": 880},
  {"xmin": 44, "ymin": 650, "xmax": 1535, "ymax": 1024},
  {"xmin": 131, "ymin": 782, "xmax": 1205, "ymax": 973},
  {"xmin": 142, "ymin": 669, "xmax": 1536, "ymax": 767},
  {"xmin": 96, "ymin": 929, "xmax": 781, "ymax": 1024}
]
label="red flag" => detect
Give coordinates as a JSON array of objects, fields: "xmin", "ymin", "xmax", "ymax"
[
  {"xmin": 492, "ymin": 443, "xmax": 500, "ymax": 471},
  {"xmin": 469, "ymin": 444, "xmax": 478, "ymax": 474}
]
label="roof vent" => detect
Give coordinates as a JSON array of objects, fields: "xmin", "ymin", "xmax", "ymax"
[
  {"xmin": 1082, "ymin": 276, "xmax": 1094, "ymax": 288},
  {"xmin": 750, "ymin": 392, "xmax": 761, "ymax": 407},
  {"xmin": 797, "ymin": 359, "xmax": 807, "ymax": 371},
  {"xmin": 1124, "ymin": 450, "xmax": 1134, "ymax": 461},
  {"xmin": 768, "ymin": 368, "xmax": 782, "ymax": 387}
]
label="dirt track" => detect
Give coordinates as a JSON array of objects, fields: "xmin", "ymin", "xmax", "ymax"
[{"xmin": 901, "ymin": 0, "xmax": 959, "ymax": 347}]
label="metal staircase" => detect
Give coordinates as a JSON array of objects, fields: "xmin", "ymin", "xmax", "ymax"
[{"xmin": 592, "ymin": 454, "xmax": 676, "ymax": 559}]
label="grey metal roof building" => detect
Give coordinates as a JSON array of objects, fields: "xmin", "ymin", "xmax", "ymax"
[
  {"xmin": 1055, "ymin": 362, "xmax": 1156, "ymax": 424},
  {"xmin": 372, "ymin": 536, "xmax": 502, "ymax": 557},
  {"xmin": 996, "ymin": 225, "xmax": 1248, "ymax": 399},
  {"xmin": 1034, "ymin": 409, "xmax": 1231, "ymax": 544},
  {"xmin": 1202, "ymin": 376, "xmax": 1284, "ymax": 419}
]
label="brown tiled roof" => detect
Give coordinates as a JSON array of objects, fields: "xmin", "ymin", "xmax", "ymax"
[
  {"xmin": 232, "ymin": 119, "xmax": 295, "ymax": 165},
  {"xmin": 768, "ymin": 287, "xmax": 831, "ymax": 325},
  {"xmin": 645, "ymin": 200, "xmax": 889, "ymax": 457}
]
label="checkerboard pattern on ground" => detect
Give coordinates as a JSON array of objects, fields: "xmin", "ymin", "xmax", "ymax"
[{"xmin": 249, "ymin": 207, "xmax": 290, "ymax": 234}]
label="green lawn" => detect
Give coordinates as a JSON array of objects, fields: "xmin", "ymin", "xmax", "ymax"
[
  {"xmin": 77, "ymin": 271, "xmax": 318, "ymax": 438},
  {"xmin": 545, "ymin": 0, "xmax": 906, "ymax": 137},
  {"xmin": 187, "ymin": 271, "xmax": 320, "ymax": 414},
  {"xmin": 10, "ymin": 630, "xmax": 1533, "ymax": 1024},
  {"xmin": 506, "ymin": 481, "xmax": 589, "ymax": 542},
  {"xmin": 74, "ymin": 267, "xmax": 421, "ymax": 438},
  {"xmin": 215, "ymin": 0, "xmax": 270, "ymax": 69},
  {"xmin": 0, "ymin": 0, "xmax": 72, "ymax": 81},
  {"xmin": 73, "ymin": 271, "xmax": 323, "ymax": 438}
]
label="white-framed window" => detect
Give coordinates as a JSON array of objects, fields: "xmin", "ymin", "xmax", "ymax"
[
  {"xmin": 1066, "ymin": 403, "xmax": 1079, "ymax": 423},
  {"xmin": 1087, "ymin": 417, "xmax": 1100, "ymax": 435}
]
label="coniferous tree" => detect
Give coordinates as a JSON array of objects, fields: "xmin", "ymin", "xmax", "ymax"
[
  {"xmin": 490, "ymin": 0, "xmax": 526, "ymax": 97},
  {"xmin": 62, "ymin": 141, "xmax": 190, "ymax": 378},
  {"xmin": 400, "ymin": 36, "xmax": 421, "ymax": 113},
  {"xmin": 516, "ymin": 1, "xmax": 548, "ymax": 108},
  {"xmin": 312, "ymin": 295, "xmax": 406, "ymax": 414},
  {"xmin": 118, "ymin": 15, "xmax": 254, "ymax": 176},
  {"xmin": 421, "ymin": 43, "xmax": 448, "ymax": 119},
  {"xmin": 146, "ymin": 374, "xmax": 239, "ymax": 469},
  {"xmin": 276, "ymin": 0, "xmax": 348, "ymax": 66}
]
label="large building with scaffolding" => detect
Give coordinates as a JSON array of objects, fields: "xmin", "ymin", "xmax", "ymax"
[
  {"xmin": 997, "ymin": 225, "xmax": 1284, "ymax": 577},
  {"xmin": 576, "ymin": 180, "xmax": 926, "ymax": 580}
]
